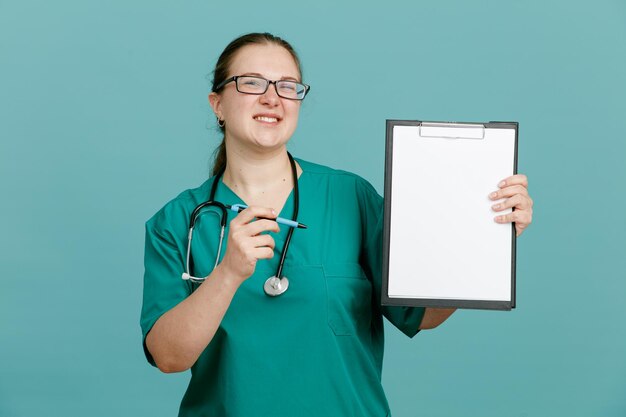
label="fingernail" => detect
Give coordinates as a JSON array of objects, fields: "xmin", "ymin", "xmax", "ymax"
[
  {"xmin": 492, "ymin": 204, "xmax": 500, "ymax": 210},
  {"xmin": 271, "ymin": 209, "xmax": 276, "ymax": 215},
  {"xmin": 498, "ymin": 180, "xmax": 506, "ymax": 187},
  {"xmin": 490, "ymin": 192, "xmax": 498, "ymax": 199}
]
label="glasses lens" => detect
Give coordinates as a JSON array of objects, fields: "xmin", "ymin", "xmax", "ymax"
[
  {"xmin": 236, "ymin": 76, "xmax": 268, "ymax": 94},
  {"xmin": 276, "ymin": 81, "xmax": 307, "ymax": 100}
]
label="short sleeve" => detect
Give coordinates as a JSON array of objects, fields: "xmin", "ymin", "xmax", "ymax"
[
  {"xmin": 357, "ymin": 179, "xmax": 425, "ymax": 338},
  {"xmin": 140, "ymin": 208, "xmax": 191, "ymax": 366}
]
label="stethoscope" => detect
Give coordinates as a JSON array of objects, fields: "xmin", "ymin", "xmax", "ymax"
[{"xmin": 181, "ymin": 153, "xmax": 300, "ymax": 297}]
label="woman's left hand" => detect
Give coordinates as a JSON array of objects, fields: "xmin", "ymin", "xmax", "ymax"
[{"xmin": 489, "ymin": 174, "xmax": 533, "ymax": 237}]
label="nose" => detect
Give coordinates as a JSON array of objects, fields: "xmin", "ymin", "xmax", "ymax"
[{"xmin": 259, "ymin": 82, "xmax": 280, "ymax": 107}]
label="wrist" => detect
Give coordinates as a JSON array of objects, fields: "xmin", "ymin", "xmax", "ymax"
[{"xmin": 213, "ymin": 263, "xmax": 245, "ymax": 291}]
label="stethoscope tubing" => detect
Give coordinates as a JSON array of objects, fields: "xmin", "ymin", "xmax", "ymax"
[
  {"xmin": 182, "ymin": 153, "xmax": 300, "ymax": 292},
  {"xmin": 183, "ymin": 201, "xmax": 227, "ymax": 282}
]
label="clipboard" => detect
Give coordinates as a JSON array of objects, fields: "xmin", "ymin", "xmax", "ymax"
[{"xmin": 381, "ymin": 120, "xmax": 518, "ymax": 310}]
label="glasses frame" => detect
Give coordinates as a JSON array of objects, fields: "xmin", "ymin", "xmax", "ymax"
[{"xmin": 214, "ymin": 75, "xmax": 311, "ymax": 100}]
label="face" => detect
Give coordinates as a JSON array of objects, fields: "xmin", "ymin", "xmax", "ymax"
[{"xmin": 209, "ymin": 44, "xmax": 302, "ymax": 155}]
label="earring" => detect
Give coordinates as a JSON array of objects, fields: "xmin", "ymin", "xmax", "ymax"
[{"xmin": 217, "ymin": 117, "xmax": 225, "ymax": 128}]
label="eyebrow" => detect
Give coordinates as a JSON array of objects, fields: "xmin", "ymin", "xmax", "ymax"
[{"xmin": 241, "ymin": 72, "xmax": 300, "ymax": 82}]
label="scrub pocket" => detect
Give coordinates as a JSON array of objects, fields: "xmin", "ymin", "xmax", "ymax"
[{"xmin": 324, "ymin": 263, "xmax": 372, "ymax": 336}]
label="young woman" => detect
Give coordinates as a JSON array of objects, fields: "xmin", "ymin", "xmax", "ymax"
[{"xmin": 140, "ymin": 33, "xmax": 533, "ymax": 416}]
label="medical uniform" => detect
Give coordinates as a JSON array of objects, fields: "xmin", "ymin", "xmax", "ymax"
[{"xmin": 141, "ymin": 158, "xmax": 425, "ymax": 417}]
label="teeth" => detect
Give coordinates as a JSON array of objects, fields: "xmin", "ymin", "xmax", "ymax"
[{"xmin": 255, "ymin": 116, "xmax": 278, "ymax": 123}]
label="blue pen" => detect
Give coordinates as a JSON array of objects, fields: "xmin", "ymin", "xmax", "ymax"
[{"xmin": 228, "ymin": 204, "xmax": 308, "ymax": 229}]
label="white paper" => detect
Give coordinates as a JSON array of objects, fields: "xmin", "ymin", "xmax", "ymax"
[{"xmin": 387, "ymin": 124, "xmax": 515, "ymax": 302}]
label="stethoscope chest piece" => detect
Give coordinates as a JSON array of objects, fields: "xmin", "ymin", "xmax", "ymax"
[{"xmin": 264, "ymin": 276, "xmax": 289, "ymax": 297}]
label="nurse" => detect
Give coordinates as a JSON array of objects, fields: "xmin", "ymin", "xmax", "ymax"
[{"xmin": 140, "ymin": 33, "xmax": 533, "ymax": 416}]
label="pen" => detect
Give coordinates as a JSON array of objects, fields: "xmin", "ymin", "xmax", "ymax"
[{"xmin": 227, "ymin": 204, "xmax": 308, "ymax": 229}]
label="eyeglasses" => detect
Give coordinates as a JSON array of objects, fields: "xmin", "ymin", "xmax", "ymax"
[{"xmin": 214, "ymin": 76, "xmax": 310, "ymax": 100}]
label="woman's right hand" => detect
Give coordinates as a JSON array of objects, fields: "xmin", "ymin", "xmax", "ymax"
[{"xmin": 217, "ymin": 206, "xmax": 280, "ymax": 285}]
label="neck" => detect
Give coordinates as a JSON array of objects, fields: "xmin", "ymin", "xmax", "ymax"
[{"xmin": 222, "ymin": 145, "xmax": 295, "ymax": 198}]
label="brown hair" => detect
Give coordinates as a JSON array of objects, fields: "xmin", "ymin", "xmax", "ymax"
[{"xmin": 209, "ymin": 32, "xmax": 304, "ymax": 176}]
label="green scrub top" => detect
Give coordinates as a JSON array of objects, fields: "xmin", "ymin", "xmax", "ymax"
[{"xmin": 141, "ymin": 158, "xmax": 425, "ymax": 417}]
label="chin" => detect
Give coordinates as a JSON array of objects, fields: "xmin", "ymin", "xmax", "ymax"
[
  {"xmin": 251, "ymin": 133, "xmax": 290, "ymax": 148},
  {"xmin": 257, "ymin": 141, "xmax": 289, "ymax": 151}
]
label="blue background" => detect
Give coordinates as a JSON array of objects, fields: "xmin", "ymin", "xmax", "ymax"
[{"xmin": 1, "ymin": 0, "xmax": 625, "ymax": 416}]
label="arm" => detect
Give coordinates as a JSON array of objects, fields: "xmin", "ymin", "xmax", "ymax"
[
  {"xmin": 146, "ymin": 264, "xmax": 240, "ymax": 373},
  {"xmin": 419, "ymin": 308, "xmax": 457, "ymax": 330},
  {"xmin": 146, "ymin": 206, "xmax": 279, "ymax": 373}
]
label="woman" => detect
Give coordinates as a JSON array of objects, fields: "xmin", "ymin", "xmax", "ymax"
[{"xmin": 140, "ymin": 33, "xmax": 533, "ymax": 416}]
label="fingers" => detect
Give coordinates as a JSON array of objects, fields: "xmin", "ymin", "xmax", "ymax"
[
  {"xmin": 497, "ymin": 174, "xmax": 528, "ymax": 188},
  {"xmin": 220, "ymin": 207, "xmax": 279, "ymax": 281},
  {"xmin": 491, "ymin": 173, "xmax": 533, "ymax": 236},
  {"xmin": 230, "ymin": 207, "xmax": 280, "ymax": 253},
  {"xmin": 244, "ymin": 235, "xmax": 276, "ymax": 261},
  {"xmin": 229, "ymin": 231, "xmax": 276, "ymax": 255},
  {"xmin": 251, "ymin": 233, "xmax": 276, "ymax": 251},
  {"xmin": 254, "ymin": 246, "xmax": 276, "ymax": 260},
  {"xmin": 230, "ymin": 217, "xmax": 279, "ymax": 251},
  {"xmin": 246, "ymin": 218, "xmax": 280, "ymax": 236},
  {"xmin": 495, "ymin": 211, "xmax": 533, "ymax": 237},
  {"xmin": 489, "ymin": 185, "xmax": 529, "ymax": 200},
  {"xmin": 494, "ymin": 210, "xmax": 532, "ymax": 225},
  {"xmin": 231, "ymin": 206, "xmax": 277, "ymax": 226},
  {"xmin": 493, "ymin": 204, "xmax": 533, "ymax": 237},
  {"xmin": 491, "ymin": 194, "xmax": 533, "ymax": 211}
]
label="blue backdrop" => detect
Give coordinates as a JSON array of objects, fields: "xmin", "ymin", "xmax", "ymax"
[{"xmin": 1, "ymin": 1, "xmax": 625, "ymax": 416}]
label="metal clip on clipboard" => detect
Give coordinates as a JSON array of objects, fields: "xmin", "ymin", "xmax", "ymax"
[{"xmin": 418, "ymin": 122, "xmax": 485, "ymax": 140}]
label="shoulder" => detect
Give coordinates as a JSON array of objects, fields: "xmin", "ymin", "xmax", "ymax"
[
  {"xmin": 146, "ymin": 179, "xmax": 213, "ymax": 232},
  {"xmin": 296, "ymin": 158, "xmax": 381, "ymax": 201}
]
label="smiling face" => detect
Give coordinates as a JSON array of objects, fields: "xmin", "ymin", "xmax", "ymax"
[{"xmin": 209, "ymin": 43, "xmax": 303, "ymax": 155}]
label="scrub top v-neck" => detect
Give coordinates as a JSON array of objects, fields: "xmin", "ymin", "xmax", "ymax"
[
  {"xmin": 141, "ymin": 158, "xmax": 425, "ymax": 417},
  {"xmin": 219, "ymin": 168, "xmax": 298, "ymax": 223}
]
